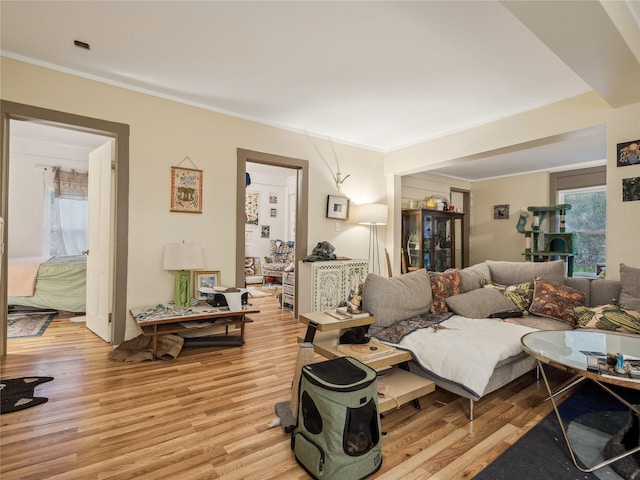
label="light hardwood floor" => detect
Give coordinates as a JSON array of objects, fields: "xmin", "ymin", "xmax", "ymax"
[{"xmin": 1, "ymin": 294, "xmax": 573, "ymax": 479}]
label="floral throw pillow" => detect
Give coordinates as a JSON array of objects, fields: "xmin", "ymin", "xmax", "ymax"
[
  {"xmin": 575, "ymin": 303, "xmax": 640, "ymax": 334},
  {"xmin": 528, "ymin": 277, "xmax": 586, "ymax": 326},
  {"xmin": 428, "ymin": 270, "xmax": 463, "ymax": 314},
  {"xmin": 480, "ymin": 277, "xmax": 533, "ymax": 311}
]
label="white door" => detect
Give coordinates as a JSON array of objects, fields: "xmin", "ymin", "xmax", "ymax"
[{"xmin": 85, "ymin": 140, "xmax": 114, "ymax": 342}]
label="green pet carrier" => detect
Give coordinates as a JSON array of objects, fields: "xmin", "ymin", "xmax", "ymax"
[{"xmin": 291, "ymin": 356, "xmax": 382, "ymax": 480}]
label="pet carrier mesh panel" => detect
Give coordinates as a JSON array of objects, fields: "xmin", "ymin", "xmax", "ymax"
[{"xmin": 292, "ymin": 356, "xmax": 382, "ymax": 479}]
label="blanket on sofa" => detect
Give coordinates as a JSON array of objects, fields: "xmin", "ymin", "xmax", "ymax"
[{"xmin": 376, "ymin": 316, "xmax": 537, "ymax": 398}]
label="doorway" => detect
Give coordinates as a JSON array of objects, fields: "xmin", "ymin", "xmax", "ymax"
[
  {"xmin": 0, "ymin": 100, "xmax": 130, "ymax": 356},
  {"xmin": 236, "ymin": 149, "xmax": 308, "ymax": 318}
]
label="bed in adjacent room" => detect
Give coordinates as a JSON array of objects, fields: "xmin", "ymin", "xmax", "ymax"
[{"xmin": 8, "ymin": 255, "xmax": 87, "ymax": 313}]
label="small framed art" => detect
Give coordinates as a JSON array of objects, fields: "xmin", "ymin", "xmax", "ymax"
[
  {"xmin": 622, "ymin": 177, "xmax": 640, "ymax": 202},
  {"xmin": 327, "ymin": 195, "xmax": 350, "ymax": 220},
  {"xmin": 193, "ymin": 270, "xmax": 221, "ymax": 300},
  {"xmin": 171, "ymin": 166, "xmax": 203, "ymax": 213},
  {"xmin": 617, "ymin": 140, "xmax": 640, "ymax": 167},
  {"xmin": 493, "ymin": 204, "xmax": 509, "ymax": 219}
]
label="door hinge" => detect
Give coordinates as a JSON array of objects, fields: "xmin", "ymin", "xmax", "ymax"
[
  {"xmin": 111, "ymin": 160, "xmax": 116, "ymax": 170},
  {"xmin": 108, "ymin": 313, "xmax": 113, "ymax": 324}
]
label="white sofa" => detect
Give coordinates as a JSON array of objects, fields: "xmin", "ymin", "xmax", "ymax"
[{"xmin": 361, "ymin": 260, "xmax": 633, "ymax": 419}]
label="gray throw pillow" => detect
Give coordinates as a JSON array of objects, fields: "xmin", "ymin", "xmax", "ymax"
[
  {"xmin": 457, "ymin": 263, "xmax": 491, "ymax": 292},
  {"xmin": 362, "ymin": 269, "xmax": 432, "ymax": 328},
  {"xmin": 445, "ymin": 288, "xmax": 517, "ymax": 318},
  {"xmin": 620, "ymin": 263, "xmax": 640, "ymax": 310}
]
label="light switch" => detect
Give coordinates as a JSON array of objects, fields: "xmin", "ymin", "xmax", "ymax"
[{"xmin": 335, "ymin": 222, "xmax": 340, "ymax": 232}]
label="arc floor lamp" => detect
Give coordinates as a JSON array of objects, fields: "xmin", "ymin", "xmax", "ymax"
[{"xmin": 358, "ymin": 203, "xmax": 388, "ymax": 274}]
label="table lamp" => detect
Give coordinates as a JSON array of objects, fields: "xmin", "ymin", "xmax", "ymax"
[
  {"xmin": 163, "ymin": 242, "xmax": 204, "ymax": 308},
  {"xmin": 359, "ymin": 203, "xmax": 388, "ymax": 274}
]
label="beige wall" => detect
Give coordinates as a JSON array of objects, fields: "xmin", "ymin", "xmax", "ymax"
[
  {"xmin": 1, "ymin": 57, "xmax": 385, "ymax": 339},
  {"xmin": 390, "ymin": 94, "xmax": 640, "ymax": 281},
  {"xmin": 469, "ymin": 172, "xmax": 548, "ymax": 265},
  {"xmin": 606, "ymin": 103, "xmax": 640, "ymax": 276}
]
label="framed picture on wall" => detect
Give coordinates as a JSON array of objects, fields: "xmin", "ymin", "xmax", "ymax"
[
  {"xmin": 326, "ymin": 195, "xmax": 349, "ymax": 220},
  {"xmin": 617, "ymin": 140, "xmax": 640, "ymax": 167},
  {"xmin": 493, "ymin": 204, "xmax": 509, "ymax": 219},
  {"xmin": 193, "ymin": 270, "xmax": 221, "ymax": 300},
  {"xmin": 622, "ymin": 177, "xmax": 640, "ymax": 202},
  {"xmin": 170, "ymin": 166, "xmax": 203, "ymax": 213},
  {"xmin": 245, "ymin": 192, "xmax": 259, "ymax": 224}
]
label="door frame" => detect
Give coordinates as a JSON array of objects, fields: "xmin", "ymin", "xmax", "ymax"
[
  {"xmin": 236, "ymin": 149, "xmax": 308, "ymax": 318},
  {"xmin": 0, "ymin": 100, "xmax": 129, "ymax": 356}
]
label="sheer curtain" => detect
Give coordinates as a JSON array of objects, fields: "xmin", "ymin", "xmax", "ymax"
[{"xmin": 50, "ymin": 167, "xmax": 88, "ymax": 256}]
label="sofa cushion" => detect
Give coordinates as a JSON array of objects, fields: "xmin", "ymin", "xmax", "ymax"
[
  {"xmin": 480, "ymin": 278, "xmax": 533, "ymax": 311},
  {"xmin": 590, "ymin": 279, "xmax": 621, "ymax": 307},
  {"xmin": 528, "ymin": 277, "xmax": 586, "ymax": 326},
  {"xmin": 457, "ymin": 263, "xmax": 491, "ymax": 292},
  {"xmin": 575, "ymin": 303, "xmax": 640, "ymax": 333},
  {"xmin": 445, "ymin": 288, "xmax": 516, "ymax": 318},
  {"xmin": 362, "ymin": 269, "xmax": 432, "ymax": 328},
  {"xmin": 620, "ymin": 263, "xmax": 640, "ymax": 310},
  {"xmin": 429, "ymin": 270, "xmax": 463, "ymax": 313},
  {"xmin": 486, "ymin": 259, "xmax": 565, "ymax": 285}
]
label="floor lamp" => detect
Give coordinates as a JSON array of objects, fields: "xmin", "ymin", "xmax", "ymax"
[
  {"xmin": 359, "ymin": 204, "xmax": 388, "ymax": 274},
  {"xmin": 163, "ymin": 242, "xmax": 205, "ymax": 308}
]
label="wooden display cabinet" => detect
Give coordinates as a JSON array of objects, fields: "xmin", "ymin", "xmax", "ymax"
[{"xmin": 402, "ymin": 208, "xmax": 465, "ymax": 272}]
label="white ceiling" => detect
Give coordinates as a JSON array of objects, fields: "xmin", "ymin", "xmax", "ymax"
[{"xmin": 2, "ymin": 1, "xmax": 639, "ymax": 180}]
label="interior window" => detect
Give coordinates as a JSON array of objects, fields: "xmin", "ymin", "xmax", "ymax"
[
  {"xmin": 44, "ymin": 168, "xmax": 88, "ymax": 256},
  {"xmin": 557, "ymin": 186, "xmax": 606, "ymax": 277}
]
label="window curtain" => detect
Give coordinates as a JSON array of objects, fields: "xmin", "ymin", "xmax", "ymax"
[
  {"xmin": 52, "ymin": 167, "xmax": 88, "ymax": 255},
  {"xmin": 54, "ymin": 167, "xmax": 88, "ymax": 200}
]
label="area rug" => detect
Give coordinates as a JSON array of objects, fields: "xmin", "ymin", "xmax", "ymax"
[
  {"xmin": 472, "ymin": 381, "xmax": 640, "ymax": 480},
  {"xmin": 0, "ymin": 376, "xmax": 54, "ymax": 414},
  {"xmin": 7, "ymin": 312, "xmax": 56, "ymax": 338}
]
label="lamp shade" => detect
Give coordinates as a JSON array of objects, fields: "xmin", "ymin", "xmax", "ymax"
[
  {"xmin": 358, "ymin": 204, "xmax": 388, "ymax": 225},
  {"xmin": 163, "ymin": 242, "xmax": 205, "ymax": 270}
]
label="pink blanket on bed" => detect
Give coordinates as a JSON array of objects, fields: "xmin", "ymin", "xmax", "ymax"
[{"xmin": 7, "ymin": 256, "xmax": 51, "ymax": 296}]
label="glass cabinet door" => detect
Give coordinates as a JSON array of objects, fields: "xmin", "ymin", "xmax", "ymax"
[
  {"xmin": 422, "ymin": 212, "xmax": 432, "ymax": 270},
  {"xmin": 402, "ymin": 209, "xmax": 464, "ymax": 273},
  {"xmin": 433, "ymin": 214, "xmax": 452, "ymax": 271},
  {"xmin": 402, "ymin": 210, "xmax": 421, "ymax": 270}
]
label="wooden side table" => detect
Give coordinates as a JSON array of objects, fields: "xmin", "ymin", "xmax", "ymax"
[
  {"xmin": 130, "ymin": 304, "xmax": 259, "ymax": 357},
  {"xmin": 298, "ymin": 311, "xmax": 435, "ymax": 413}
]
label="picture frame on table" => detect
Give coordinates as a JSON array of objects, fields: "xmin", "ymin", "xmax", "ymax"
[
  {"xmin": 326, "ymin": 195, "xmax": 350, "ymax": 220},
  {"xmin": 193, "ymin": 270, "xmax": 221, "ymax": 300}
]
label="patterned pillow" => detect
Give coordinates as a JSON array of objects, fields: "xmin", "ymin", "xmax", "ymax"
[
  {"xmin": 480, "ymin": 277, "xmax": 533, "ymax": 311},
  {"xmin": 528, "ymin": 277, "xmax": 586, "ymax": 326},
  {"xmin": 428, "ymin": 270, "xmax": 463, "ymax": 313},
  {"xmin": 575, "ymin": 303, "xmax": 640, "ymax": 334}
]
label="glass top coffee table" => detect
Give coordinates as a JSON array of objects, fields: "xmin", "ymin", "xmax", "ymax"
[{"xmin": 521, "ymin": 329, "xmax": 640, "ymax": 473}]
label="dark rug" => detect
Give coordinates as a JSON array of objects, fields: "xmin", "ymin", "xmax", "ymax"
[
  {"xmin": 0, "ymin": 376, "xmax": 54, "ymax": 414},
  {"xmin": 7, "ymin": 312, "xmax": 56, "ymax": 338},
  {"xmin": 473, "ymin": 381, "xmax": 640, "ymax": 480}
]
